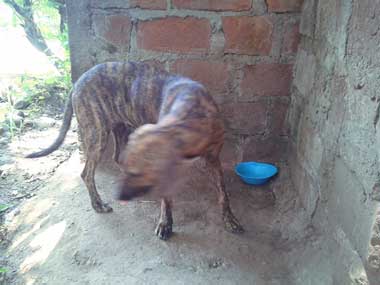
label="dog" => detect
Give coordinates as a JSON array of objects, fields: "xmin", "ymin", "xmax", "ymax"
[{"xmin": 27, "ymin": 61, "xmax": 244, "ymax": 239}]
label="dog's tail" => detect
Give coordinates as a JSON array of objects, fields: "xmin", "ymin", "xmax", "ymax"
[{"xmin": 26, "ymin": 89, "xmax": 74, "ymax": 158}]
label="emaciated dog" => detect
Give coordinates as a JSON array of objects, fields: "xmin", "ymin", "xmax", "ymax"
[{"xmin": 27, "ymin": 62, "xmax": 244, "ymax": 239}]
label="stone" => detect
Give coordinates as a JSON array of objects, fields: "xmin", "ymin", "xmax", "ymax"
[
  {"xmin": 293, "ymin": 49, "xmax": 316, "ymax": 95},
  {"xmin": 0, "ymin": 138, "xmax": 8, "ymax": 146},
  {"xmin": 300, "ymin": 0, "xmax": 316, "ymax": 37},
  {"xmin": 270, "ymin": 99, "xmax": 290, "ymax": 136},
  {"xmin": 368, "ymin": 245, "xmax": 380, "ymax": 270},
  {"xmin": 13, "ymin": 100, "xmax": 30, "ymax": 110},
  {"xmin": 0, "ymin": 126, "xmax": 7, "ymax": 136},
  {"xmin": 282, "ymin": 21, "xmax": 301, "ymax": 55},
  {"xmin": 222, "ymin": 16, "xmax": 273, "ymax": 55},
  {"xmin": 34, "ymin": 116, "xmax": 56, "ymax": 129},
  {"xmin": 16, "ymin": 111, "xmax": 25, "ymax": 118},
  {"xmin": 370, "ymin": 183, "xmax": 380, "ymax": 202},
  {"xmin": 23, "ymin": 119, "xmax": 34, "ymax": 128}
]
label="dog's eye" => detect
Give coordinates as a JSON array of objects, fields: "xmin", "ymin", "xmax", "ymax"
[{"xmin": 128, "ymin": 172, "xmax": 141, "ymax": 178}]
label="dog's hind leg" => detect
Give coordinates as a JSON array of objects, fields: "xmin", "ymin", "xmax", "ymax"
[
  {"xmin": 77, "ymin": 127, "xmax": 85, "ymax": 163},
  {"xmin": 205, "ymin": 148, "xmax": 244, "ymax": 234},
  {"xmin": 111, "ymin": 123, "xmax": 131, "ymax": 165},
  {"xmin": 81, "ymin": 127, "xmax": 113, "ymax": 213},
  {"xmin": 155, "ymin": 198, "xmax": 173, "ymax": 240}
]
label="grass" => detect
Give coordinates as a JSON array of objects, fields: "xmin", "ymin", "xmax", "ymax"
[
  {"xmin": 0, "ymin": 204, "xmax": 10, "ymax": 213},
  {"xmin": 0, "ymin": 73, "xmax": 71, "ymax": 138}
]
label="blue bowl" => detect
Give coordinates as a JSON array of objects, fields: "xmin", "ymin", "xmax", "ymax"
[{"xmin": 235, "ymin": 162, "xmax": 278, "ymax": 185}]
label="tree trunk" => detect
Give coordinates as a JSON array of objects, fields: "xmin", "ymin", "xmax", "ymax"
[
  {"xmin": 3, "ymin": 0, "xmax": 64, "ymax": 71},
  {"xmin": 52, "ymin": 0, "xmax": 67, "ymax": 33}
]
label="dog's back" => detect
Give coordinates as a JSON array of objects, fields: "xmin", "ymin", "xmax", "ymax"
[
  {"xmin": 72, "ymin": 61, "xmax": 221, "ymax": 134},
  {"xmin": 72, "ymin": 61, "xmax": 171, "ymax": 129}
]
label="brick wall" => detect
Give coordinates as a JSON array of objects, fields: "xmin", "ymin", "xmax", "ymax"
[{"xmin": 66, "ymin": 0, "xmax": 302, "ymax": 169}]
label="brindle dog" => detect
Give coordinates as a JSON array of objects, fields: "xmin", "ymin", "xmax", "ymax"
[{"xmin": 27, "ymin": 61, "xmax": 244, "ymax": 239}]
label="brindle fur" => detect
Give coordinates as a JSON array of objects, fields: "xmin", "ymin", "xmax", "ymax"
[{"xmin": 27, "ymin": 62, "xmax": 244, "ymax": 239}]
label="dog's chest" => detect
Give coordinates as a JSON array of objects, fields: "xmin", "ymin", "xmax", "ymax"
[{"xmin": 128, "ymin": 74, "xmax": 167, "ymax": 125}]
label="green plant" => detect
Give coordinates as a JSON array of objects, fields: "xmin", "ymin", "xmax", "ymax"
[
  {"xmin": 0, "ymin": 204, "xmax": 10, "ymax": 213},
  {"xmin": 5, "ymin": 89, "xmax": 20, "ymax": 138},
  {"xmin": 3, "ymin": 0, "xmax": 68, "ymax": 70},
  {"xmin": 0, "ymin": 0, "xmax": 71, "ymax": 138},
  {"xmin": 0, "ymin": 74, "xmax": 70, "ymax": 137}
]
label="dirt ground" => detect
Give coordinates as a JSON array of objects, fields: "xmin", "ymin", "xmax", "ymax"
[{"xmin": 0, "ymin": 119, "xmax": 378, "ymax": 284}]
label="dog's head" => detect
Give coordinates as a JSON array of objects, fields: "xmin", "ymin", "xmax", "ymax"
[{"xmin": 116, "ymin": 124, "xmax": 180, "ymax": 201}]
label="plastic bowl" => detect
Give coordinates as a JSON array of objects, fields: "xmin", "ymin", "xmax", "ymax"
[{"xmin": 235, "ymin": 161, "xmax": 278, "ymax": 185}]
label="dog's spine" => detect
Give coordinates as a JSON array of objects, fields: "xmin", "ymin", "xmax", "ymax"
[{"xmin": 26, "ymin": 90, "xmax": 74, "ymax": 158}]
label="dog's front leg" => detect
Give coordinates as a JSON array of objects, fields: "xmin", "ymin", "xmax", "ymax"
[
  {"xmin": 155, "ymin": 198, "xmax": 173, "ymax": 240},
  {"xmin": 205, "ymin": 155, "xmax": 244, "ymax": 234}
]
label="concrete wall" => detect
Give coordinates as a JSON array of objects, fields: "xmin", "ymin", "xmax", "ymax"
[
  {"xmin": 66, "ymin": 0, "xmax": 303, "ymax": 168},
  {"xmin": 288, "ymin": 0, "xmax": 380, "ymax": 268}
]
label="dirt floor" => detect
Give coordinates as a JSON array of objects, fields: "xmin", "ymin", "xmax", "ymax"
[{"xmin": 0, "ymin": 118, "xmax": 379, "ymax": 284}]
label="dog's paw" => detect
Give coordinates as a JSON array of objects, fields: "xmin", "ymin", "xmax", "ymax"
[
  {"xmin": 155, "ymin": 222, "xmax": 172, "ymax": 240},
  {"xmin": 93, "ymin": 202, "xmax": 113, "ymax": 213},
  {"xmin": 223, "ymin": 214, "xmax": 244, "ymax": 234}
]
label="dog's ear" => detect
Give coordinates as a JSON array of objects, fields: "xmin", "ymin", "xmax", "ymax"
[
  {"xmin": 119, "ymin": 124, "xmax": 180, "ymax": 178},
  {"xmin": 119, "ymin": 124, "xmax": 157, "ymax": 173},
  {"xmin": 127, "ymin": 124, "xmax": 156, "ymax": 145}
]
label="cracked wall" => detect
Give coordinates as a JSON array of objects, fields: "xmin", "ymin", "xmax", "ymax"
[
  {"xmin": 288, "ymin": 0, "xmax": 380, "ymax": 277},
  {"xmin": 66, "ymin": 0, "xmax": 303, "ymax": 169}
]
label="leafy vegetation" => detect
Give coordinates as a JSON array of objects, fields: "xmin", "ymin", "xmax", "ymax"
[
  {"xmin": 0, "ymin": 0, "xmax": 71, "ymax": 136},
  {"xmin": 3, "ymin": 0, "xmax": 67, "ymax": 69},
  {"xmin": 0, "ymin": 204, "xmax": 10, "ymax": 213}
]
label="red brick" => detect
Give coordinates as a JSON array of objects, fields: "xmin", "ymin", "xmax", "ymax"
[
  {"xmin": 130, "ymin": 0, "xmax": 167, "ymax": 9},
  {"xmin": 241, "ymin": 64, "xmax": 293, "ymax": 97},
  {"xmin": 93, "ymin": 15, "xmax": 132, "ymax": 47},
  {"xmin": 223, "ymin": 16, "xmax": 273, "ymax": 55},
  {"xmin": 170, "ymin": 60, "xmax": 229, "ymax": 96},
  {"xmin": 137, "ymin": 17, "xmax": 211, "ymax": 54},
  {"xmin": 222, "ymin": 102, "xmax": 267, "ymax": 135},
  {"xmin": 282, "ymin": 22, "xmax": 300, "ymax": 55},
  {"xmin": 142, "ymin": 60, "xmax": 166, "ymax": 70},
  {"xmin": 172, "ymin": 0, "xmax": 251, "ymax": 11},
  {"xmin": 267, "ymin": 0, "xmax": 304, "ymax": 12},
  {"xmin": 271, "ymin": 100, "xmax": 290, "ymax": 135}
]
